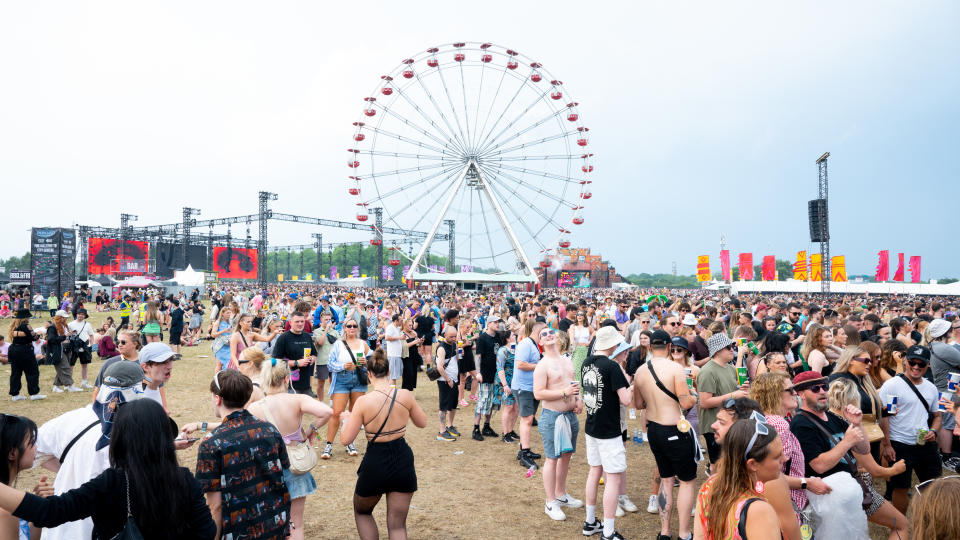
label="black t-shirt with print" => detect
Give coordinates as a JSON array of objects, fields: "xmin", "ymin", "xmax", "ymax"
[
  {"xmin": 273, "ymin": 330, "xmax": 317, "ymax": 390},
  {"xmin": 581, "ymin": 354, "xmax": 629, "ymax": 439},
  {"xmin": 790, "ymin": 410, "xmax": 852, "ymax": 479}
]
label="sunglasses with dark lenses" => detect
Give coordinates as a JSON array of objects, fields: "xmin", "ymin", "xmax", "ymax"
[
  {"xmin": 800, "ymin": 383, "xmax": 828, "ymax": 393},
  {"xmin": 789, "ymin": 311, "xmax": 801, "ymax": 316},
  {"xmin": 670, "ymin": 347, "xmax": 686, "ymax": 354},
  {"xmin": 540, "ymin": 329, "xmax": 558, "ymax": 337},
  {"xmin": 344, "ymin": 324, "xmax": 358, "ymax": 328},
  {"xmin": 667, "ymin": 322, "xmax": 680, "ymax": 327},
  {"xmin": 907, "ymin": 360, "xmax": 928, "ymax": 369},
  {"xmin": 852, "ymin": 356, "xmax": 872, "ymax": 364}
]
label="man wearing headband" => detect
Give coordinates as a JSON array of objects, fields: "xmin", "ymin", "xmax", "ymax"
[
  {"xmin": 31, "ymin": 361, "xmax": 146, "ymax": 540},
  {"xmin": 789, "ymin": 371, "xmax": 869, "ymax": 482}
]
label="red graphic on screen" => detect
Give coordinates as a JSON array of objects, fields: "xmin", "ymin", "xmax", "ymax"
[
  {"xmin": 87, "ymin": 238, "xmax": 150, "ymax": 275},
  {"xmin": 212, "ymin": 247, "xmax": 258, "ymax": 279}
]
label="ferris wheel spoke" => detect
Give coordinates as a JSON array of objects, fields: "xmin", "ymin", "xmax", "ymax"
[
  {"xmin": 366, "ymin": 161, "xmax": 457, "ymax": 180},
  {"xmin": 479, "ymin": 130, "xmax": 580, "ymax": 159},
  {"xmin": 476, "ymin": 89, "xmax": 552, "ymax": 155},
  {"xmin": 374, "ymin": 101, "xmax": 464, "ymax": 156},
  {"xmin": 477, "ymin": 164, "xmax": 550, "ymax": 252},
  {"xmin": 473, "ymin": 70, "xmax": 531, "ymax": 153},
  {"xmin": 490, "ymin": 162, "xmax": 581, "ymax": 185},
  {"xmin": 411, "ymin": 72, "xmax": 469, "ymax": 153},
  {"xmin": 480, "ymin": 164, "xmax": 576, "ymax": 209},
  {"xmin": 482, "ymin": 153, "xmax": 582, "ymax": 162},
  {"xmin": 363, "ymin": 163, "xmax": 463, "ymax": 207},
  {"xmin": 357, "ymin": 149, "xmax": 453, "ymax": 161},
  {"xmin": 434, "ymin": 65, "xmax": 470, "ymax": 154},
  {"xmin": 390, "ymin": 84, "xmax": 466, "ymax": 154},
  {"xmin": 459, "ymin": 63, "xmax": 473, "ymax": 153},
  {"xmin": 470, "ymin": 59, "xmax": 489, "ymax": 152},
  {"xmin": 480, "ymin": 165, "xmax": 567, "ymax": 240},
  {"xmin": 477, "ymin": 106, "xmax": 568, "ymax": 156},
  {"xmin": 364, "ymin": 125, "xmax": 453, "ymax": 156},
  {"xmin": 474, "ymin": 67, "xmax": 509, "ymax": 155},
  {"xmin": 379, "ymin": 165, "xmax": 465, "ymax": 235}
]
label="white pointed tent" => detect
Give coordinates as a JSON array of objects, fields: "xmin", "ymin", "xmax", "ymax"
[{"xmin": 173, "ymin": 265, "xmax": 205, "ymax": 287}]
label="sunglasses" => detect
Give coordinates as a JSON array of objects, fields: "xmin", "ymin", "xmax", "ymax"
[
  {"xmin": 799, "ymin": 383, "xmax": 828, "ymax": 393},
  {"xmin": 789, "ymin": 312, "xmax": 801, "ymax": 316},
  {"xmin": 667, "ymin": 322, "xmax": 679, "ymax": 327},
  {"xmin": 915, "ymin": 475, "xmax": 960, "ymax": 496},
  {"xmin": 782, "ymin": 386, "xmax": 798, "ymax": 395},
  {"xmin": 852, "ymin": 356, "xmax": 872, "ymax": 364},
  {"xmin": 907, "ymin": 360, "xmax": 928, "ymax": 369},
  {"xmin": 744, "ymin": 411, "xmax": 770, "ymax": 460},
  {"xmin": 670, "ymin": 347, "xmax": 686, "ymax": 354},
  {"xmin": 344, "ymin": 324, "xmax": 358, "ymax": 328},
  {"xmin": 540, "ymin": 329, "xmax": 558, "ymax": 337}
]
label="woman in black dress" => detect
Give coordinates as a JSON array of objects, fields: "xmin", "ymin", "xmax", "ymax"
[
  {"xmin": 401, "ymin": 318, "xmax": 422, "ymax": 391},
  {"xmin": 7, "ymin": 309, "xmax": 44, "ymax": 401}
]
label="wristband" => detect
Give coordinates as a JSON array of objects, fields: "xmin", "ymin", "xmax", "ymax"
[{"xmin": 201, "ymin": 422, "xmax": 208, "ymax": 433}]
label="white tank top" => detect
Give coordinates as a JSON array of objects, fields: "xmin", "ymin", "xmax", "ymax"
[{"xmin": 573, "ymin": 325, "xmax": 590, "ymax": 345}]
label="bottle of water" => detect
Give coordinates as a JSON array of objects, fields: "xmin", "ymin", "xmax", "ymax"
[{"xmin": 636, "ymin": 428, "xmax": 644, "ymax": 447}]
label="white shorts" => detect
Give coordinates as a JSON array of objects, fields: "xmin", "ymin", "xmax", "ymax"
[
  {"xmin": 388, "ymin": 356, "xmax": 403, "ymax": 380},
  {"xmin": 585, "ymin": 435, "xmax": 627, "ymax": 473}
]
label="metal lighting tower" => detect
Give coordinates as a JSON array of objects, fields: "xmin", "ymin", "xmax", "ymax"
[
  {"xmin": 181, "ymin": 208, "xmax": 200, "ymax": 270},
  {"xmin": 313, "ymin": 233, "xmax": 322, "ymax": 281},
  {"xmin": 444, "ymin": 219, "xmax": 455, "ymax": 272},
  {"xmin": 373, "ymin": 208, "xmax": 384, "ymax": 284},
  {"xmin": 816, "ymin": 152, "xmax": 831, "ymax": 294},
  {"xmin": 257, "ymin": 192, "xmax": 277, "ymax": 287}
]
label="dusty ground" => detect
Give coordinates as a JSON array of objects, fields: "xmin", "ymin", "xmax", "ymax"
[{"xmin": 3, "ymin": 307, "xmax": 895, "ymax": 539}]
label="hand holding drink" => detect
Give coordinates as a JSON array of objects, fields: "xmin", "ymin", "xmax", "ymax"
[
  {"xmin": 356, "ymin": 351, "xmax": 365, "ymax": 366},
  {"xmin": 569, "ymin": 380, "xmax": 580, "ymax": 397}
]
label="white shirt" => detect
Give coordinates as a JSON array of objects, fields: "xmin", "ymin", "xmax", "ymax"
[
  {"xmin": 878, "ymin": 375, "xmax": 939, "ymax": 445},
  {"xmin": 385, "ymin": 324, "xmax": 403, "ymax": 357},
  {"xmin": 143, "ymin": 385, "xmax": 163, "ymax": 406},
  {"xmin": 67, "ymin": 319, "xmax": 94, "ymax": 344},
  {"xmin": 35, "ymin": 406, "xmax": 110, "ymax": 540}
]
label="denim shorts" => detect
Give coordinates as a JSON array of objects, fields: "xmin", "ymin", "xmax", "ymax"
[
  {"xmin": 538, "ymin": 408, "xmax": 579, "ymax": 459},
  {"xmin": 331, "ymin": 369, "xmax": 368, "ymax": 395},
  {"xmin": 283, "ymin": 467, "xmax": 317, "ymax": 499},
  {"xmin": 517, "ymin": 389, "xmax": 539, "ymax": 417}
]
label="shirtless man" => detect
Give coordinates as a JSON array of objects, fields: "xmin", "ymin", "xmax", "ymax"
[
  {"xmin": 533, "ymin": 326, "xmax": 584, "ymax": 521},
  {"xmin": 633, "ymin": 330, "xmax": 697, "ymax": 540}
]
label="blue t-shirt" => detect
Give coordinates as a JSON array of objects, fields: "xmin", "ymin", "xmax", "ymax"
[{"xmin": 510, "ymin": 337, "xmax": 541, "ymax": 391}]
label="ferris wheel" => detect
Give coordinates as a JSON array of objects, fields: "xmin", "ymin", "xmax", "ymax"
[{"xmin": 347, "ymin": 41, "xmax": 594, "ymax": 279}]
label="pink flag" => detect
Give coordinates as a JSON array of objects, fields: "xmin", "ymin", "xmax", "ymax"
[
  {"xmin": 909, "ymin": 256, "xmax": 922, "ymax": 283},
  {"xmin": 875, "ymin": 250, "xmax": 889, "ymax": 282},
  {"xmin": 720, "ymin": 250, "xmax": 731, "ymax": 281},
  {"xmin": 893, "ymin": 252, "xmax": 905, "ymax": 282}
]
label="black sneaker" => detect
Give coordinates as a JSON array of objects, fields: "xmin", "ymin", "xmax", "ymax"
[
  {"xmin": 472, "ymin": 428, "xmax": 484, "ymax": 441},
  {"xmin": 481, "ymin": 425, "xmax": 498, "ymax": 437},
  {"xmin": 502, "ymin": 434, "xmax": 516, "ymax": 444},
  {"xmin": 519, "ymin": 452, "xmax": 538, "ymax": 470},
  {"xmin": 582, "ymin": 519, "xmax": 602, "ymax": 536},
  {"xmin": 509, "ymin": 430, "xmax": 519, "ymax": 439},
  {"xmin": 601, "ymin": 531, "xmax": 625, "ymax": 540},
  {"xmin": 525, "ymin": 449, "xmax": 542, "ymax": 460}
]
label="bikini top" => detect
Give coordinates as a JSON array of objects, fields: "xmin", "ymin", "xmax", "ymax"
[{"xmin": 365, "ymin": 388, "xmax": 410, "ymax": 441}]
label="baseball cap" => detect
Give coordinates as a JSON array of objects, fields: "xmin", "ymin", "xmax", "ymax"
[
  {"xmin": 905, "ymin": 345, "xmax": 931, "ymax": 363},
  {"xmin": 650, "ymin": 330, "xmax": 672, "ymax": 345},
  {"xmin": 139, "ymin": 342, "xmax": 174, "ymax": 364},
  {"xmin": 102, "ymin": 361, "xmax": 147, "ymax": 387},
  {"xmin": 487, "ymin": 314, "xmax": 502, "ymax": 323}
]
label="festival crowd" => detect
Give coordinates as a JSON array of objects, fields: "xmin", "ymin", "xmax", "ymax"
[{"xmin": 2, "ymin": 284, "xmax": 960, "ymax": 539}]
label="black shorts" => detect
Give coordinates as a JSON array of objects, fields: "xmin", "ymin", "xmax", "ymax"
[
  {"xmin": 69, "ymin": 349, "xmax": 92, "ymax": 366},
  {"xmin": 356, "ymin": 437, "xmax": 417, "ymax": 497},
  {"xmin": 418, "ymin": 333, "xmax": 434, "ymax": 346},
  {"xmin": 169, "ymin": 330, "xmax": 182, "ymax": 345},
  {"xmin": 887, "ymin": 440, "xmax": 942, "ymax": 490},
  {"xmin": 703, "ymin": 432, "xmax": 722, "ymax": 464},
  {"xmin": 438, "ymin": 377, "xmax": 459, "ymax": 411},
  {"xmin": 648, "ymin": 421, "xmax": 698, "ymax": 482}
]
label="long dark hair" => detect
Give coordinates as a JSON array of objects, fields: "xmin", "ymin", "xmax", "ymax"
[
  {"xmin": 109, "ymin": 400, "xmax": 189, "ymax": 535},
  {"xmin": 1, "ymin": 414, "xmax": 38, "ymax": 486}
]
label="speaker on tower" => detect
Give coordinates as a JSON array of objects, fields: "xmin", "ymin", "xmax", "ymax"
[{"xmin": 808, "ymin": 199, "xmax": 829, "ymax": 243}]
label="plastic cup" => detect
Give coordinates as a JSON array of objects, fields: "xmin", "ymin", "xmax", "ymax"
[
  {"xmin": 736, "ymin": 367, "xmax": 748, "ymax": 386},
  {"xmin": 939, "ymin": 392, "xmax": 954, "ymax": 412},
  {"xmin": 884, "ymin": 395, "xmax": 898, "ymax": 414},
  {"xmin": 948, "ymin": 373, "xmax": 960, "ymax": 392},
  {"xmin": 303, "ymin": 347, "xmax": 311, "ymax": 359},
  {"xmin": 356, "ymin": 351, "xmax": 365, "ymax": 366}
]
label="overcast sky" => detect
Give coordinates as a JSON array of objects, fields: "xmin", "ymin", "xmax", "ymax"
[{"xmin": 1, "ymin": 2, "xmax": 957, "ymax": 278}]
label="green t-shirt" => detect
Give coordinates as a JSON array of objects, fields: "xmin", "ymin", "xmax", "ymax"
[{"xmin": 697, "ymin": 360, "xmax": 739, "ymax": 435}]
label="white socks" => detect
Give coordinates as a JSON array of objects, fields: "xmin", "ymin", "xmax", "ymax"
[
  {"xmin": 585, "ymin": 505, "xmax": 596, "ymax": 523},
  {"xmin": 603, "ymin": 517, "xmax": 615, "ymax": 536}
]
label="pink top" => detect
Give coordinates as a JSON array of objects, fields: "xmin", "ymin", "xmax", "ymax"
[{"xmin": 765, "ymin": 413, "xmax": 807, "ymax": 516}]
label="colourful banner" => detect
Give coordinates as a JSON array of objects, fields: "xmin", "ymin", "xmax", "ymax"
[
  {"xmin": 793, "ymin": 251, "xmax": 808, "ymax": 281},
  {"xmin": 810, "ymin": 253, "xmax": 823, "ymax": 281},
  {"xmin": 893, "ymin": 253, "xmax": 905, "ymax": 282},
  {"xmin": 738, "ymin": 253, "xmax": 753, "ymax": 280},
  {"xmin": 909, "ymin": 256, "xmax": 921, "ymax": 283},
  {"xmin": 351, "ymin": 265, "xmax": 360, "ymax": 277},
  {"xmin": 329, "ymin": 266, "xmax": 337, "ymax": 280},
  {"xmin": 875, "ymin": 250, "xmax": 889, "ymax": 282},
  {"xmin": 761, "ymin": 256, "xmax": 776, "ymax": 281},
  {"xmin": 212, "ymin": 246, "xmax": 258, "ymax": 279},
  {"xmin": 720, "ymin": 250, "xmax": 731, "ymax": 281},
  {"xmin": 304, "ymin": 273, "xmax": 312, "ymax": 281},
  {"xmin": 831, "ymin": 256, "xmax": 847, "ymax": 282},
  {"xmin": 277, "ymin": 274, "xmax": 284, "ymax": 282},
  {"xmin": 696, "ymin": 255, "xmax": 711, "ymax": 282},
  {"xmin": 388, "ymin": 267, "xmax": 394, "ymax": 281}
]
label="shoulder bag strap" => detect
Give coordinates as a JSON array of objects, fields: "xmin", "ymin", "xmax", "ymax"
[
  {"xmin": 797, "ymin": 409, "xmax": 858, "ymax": 472},
  {"xmin": 60, "ymin": 420, "xmax": 101, "ymax": 463},
  {"xmin": 369, "ymin": 388, "xmax": 398, "ymax": 444},
  {"xmin": 737, "ymin": 497, "xmax": 762, "ymax": 540},
  {"xmin": 897, "ymin": 373, "xmax": 931, "ymax": 411},
  {"xmin": 647, "ymin": 360, "xmax": 680, "ymax": 403}
]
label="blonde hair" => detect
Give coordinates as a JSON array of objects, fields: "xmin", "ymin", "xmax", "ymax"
[
  {"xmin": 833, "ymin": 345, "xmax": 882, "ymax": 412},
  {"xmin": 239, "ymin": 347, "xmax": 266, "ymax": 371},
  {"xmin": 909, "ymin": 476, "xmax": 960, "ymax": 539},
  {"xmin": 750, "ymin": 372, "xmax": 790, "ymax": 416},
  {"xmin": 7, "ymin": 318, "xmax": 30, "ymax": 342},
  {"xmin": 827, "ymin": 378, "xmax": 861, "ymax": 414},
  {"xmin": 260, "ymin": 357, "xmax": 291, "ymax": 392}
]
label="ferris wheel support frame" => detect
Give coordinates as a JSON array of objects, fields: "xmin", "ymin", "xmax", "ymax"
[{"xmin": 405, "ymin": 159, "xmax": 536, "ymax": 280}]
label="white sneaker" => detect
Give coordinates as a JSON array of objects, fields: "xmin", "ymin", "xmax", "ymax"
[
  {"xmin": 80, "ymin": 380, "xmax": 93, "ymax": 389},
  {"xmin": 66, "ymin": 385, "xmax": 83, "ymax": 392},
  {"xmin": 11, "ymin": 395, "xmax": 26, "ymax": 402},
  {"xmin": 52, "ymin": 385, "xmax": 65, "ymax": 393},
  {"xmin": 544, "ymin": 502, "xmax": 566, "ymax": 521},
  {"xmin": 30, "ymin": 394, "xmax": 47, "ymax": 401},
  {"xmin": 556, "ymin": 493, "xmax": 584, "ymax": 509},
  {"xmin": 618, "ymin": 494, "xmax": 639, "ymax": 513},
  {"xmin": 647, "ymin": 494, "xmax": 659, "ymax": 514},
  {"xmin": 615, "ymin": 504, "xmax": 625, "ymax": 517}
]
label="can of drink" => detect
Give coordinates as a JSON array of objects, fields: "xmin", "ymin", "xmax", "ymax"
[
  {"xmin": 457, "ymin": 348, "xmax": 463, "ymax": 358},
  {"xmin": 884, "ymin": 395, "xmax": 898, "ymax": 414},
  {"xmin": 303, "ymin": 347, "xmax": 311, "ymax": 359},
  {"xmin": 509, "ymin": 343, "xmax": 516, "ymax": 354},
  {"xmin": 940, "ymin": 391, "xmax": 955, "ymax": 412},
  {"xmin": 949, "ymin": 373, "xmax": 960, "ymax": 392},
  {"xmin": 685, "ymin": 367, "xmax": 693, "ymax": 378},
  {"xmin": 736, "ymin": 367, "xmax": 748, "ymax": 386}
]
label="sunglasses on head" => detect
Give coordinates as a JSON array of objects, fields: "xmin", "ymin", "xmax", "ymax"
[
  {"xmin": 744, "ymin": 411, "xmax": 770, "ymax": 460},
  {"xmin": 915, "ymin": 475, "xmax": 960, "ymax": 496}
]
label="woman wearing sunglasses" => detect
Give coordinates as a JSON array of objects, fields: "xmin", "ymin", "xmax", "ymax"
[
  {"xmin": 694, "ymin": 417, "xmax": 784, "ymax": 540},
  {"xmin": 827, "ymin": 378, "xmax": 909, "ymax": 540},
  {"xmin": 828, "ymin": 346, "xmax": 888, "ymax": 463},
  {"xmin": 321, "ymin": 319, "xmax": 371, "ymax": 460}
]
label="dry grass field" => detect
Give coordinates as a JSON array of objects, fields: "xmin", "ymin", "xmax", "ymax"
[{"xmin": 2, "ymin": 307, "xmax": 894, "ymax": 539}]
